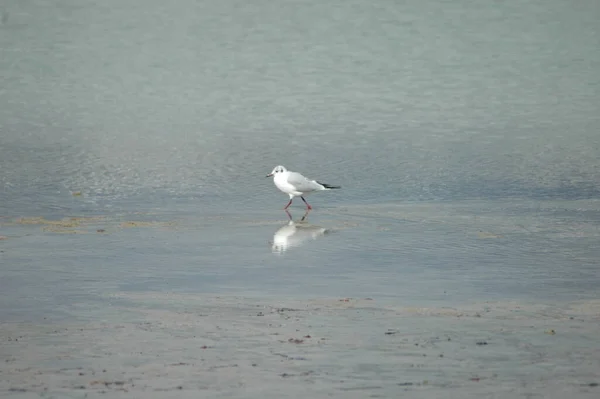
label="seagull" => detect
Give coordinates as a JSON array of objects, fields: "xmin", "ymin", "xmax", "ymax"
[{"xmin": 266, "ymin": 165, "xmax": 340, "ymax": 210}]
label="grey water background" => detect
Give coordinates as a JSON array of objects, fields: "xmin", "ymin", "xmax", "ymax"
[{"xmin": 1, "ymin": 0, "xmax": 599, "ymax": 322}]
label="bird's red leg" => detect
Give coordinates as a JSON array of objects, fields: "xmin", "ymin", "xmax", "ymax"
[
  {"xmin": 284, "ymin": 199, "xmax": 293, "ymax": 210},
  {"xmin": 301, "ymin": 196, "xmax": 312, "ymax": 210}
]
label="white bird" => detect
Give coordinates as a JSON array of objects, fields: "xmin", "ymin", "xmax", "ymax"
[{"xmin": 266, "ymin": 165, "xmax": 340, "ymax": 210}]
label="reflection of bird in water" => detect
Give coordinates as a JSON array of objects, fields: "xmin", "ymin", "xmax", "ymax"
[{"xmin": 271, "ymin": 212, "xmax": 329, "ymax": 254}]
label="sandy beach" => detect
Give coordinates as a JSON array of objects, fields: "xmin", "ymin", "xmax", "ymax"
[{"xmin": 2, "ymin": 294, "xmax": 599, "ymax": 398}]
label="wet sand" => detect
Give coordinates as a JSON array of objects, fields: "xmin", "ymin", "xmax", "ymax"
[{"xmin": 2, "ymin": 294, "xmax": 599, "ymax": 398}]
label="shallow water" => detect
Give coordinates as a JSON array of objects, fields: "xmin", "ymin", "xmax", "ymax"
[
  {"xmin": 1, "ymin": 0, "xmax": 599, "ymax": 397},
  {"xmin": 2, "ymin": 199, "xmax": 599, "ymax": 322}
]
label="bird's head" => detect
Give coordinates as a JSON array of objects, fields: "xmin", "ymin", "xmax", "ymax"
[{"xmin": 266, "ymin": 165, "xmax": 287, "ymax": 177}]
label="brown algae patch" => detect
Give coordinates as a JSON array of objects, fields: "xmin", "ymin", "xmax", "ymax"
[
  {"xmin": 3, "ymin": 216, "xmax": 176, "ymax": 233},
  {"xmin": 14, "ymin": 216, "xmax": 104, "ymax": 227},
  {"xmin": 7, "ymin": 216, "xmax": 106, "ymax": 234},
  {"xmin": 41, "ymin": 226, "xmax": 86, "ymax": 234},
  {"xmin": 119, "ymin": 221, "xmax": 176, "ymax": 229}
]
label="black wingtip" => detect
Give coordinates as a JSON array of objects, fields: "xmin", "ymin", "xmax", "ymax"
[{"xmin": 319, "ymin": 182, "xmax": 341, "ymax": 189}]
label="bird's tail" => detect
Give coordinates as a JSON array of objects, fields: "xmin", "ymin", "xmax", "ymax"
[{"xmin": 319, "ymin": 182, "xmax": 341, "ymax": 189}]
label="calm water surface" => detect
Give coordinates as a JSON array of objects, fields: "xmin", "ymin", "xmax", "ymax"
[{"xmin": 1, "ymin": 0, "xmax": 599, "ymax": 322}]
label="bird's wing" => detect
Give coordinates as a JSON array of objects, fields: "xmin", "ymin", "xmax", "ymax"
[{"xmin": 286, "ymin": 172, "xmax": 322, "ymax": 192}]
